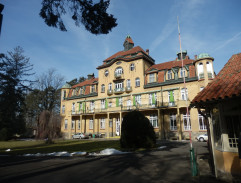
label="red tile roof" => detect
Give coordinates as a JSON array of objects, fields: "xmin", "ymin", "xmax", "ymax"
[
  {"xmin": 104, "ymin": 46, "xmax": 148, "ymax": 62},
  {"xmin": 146, "ymin": 58, "xmax": 194, "ymax": 72},
  {"xmin": 125, "ymin": 36, "xmax": 134, "ymax": 44},
  {"xmin": 191, "ymin": 53, "xmax": 241, "ymax": 104},
  {"xmin": 72, "ymin": 78, "xmax": 98, "ymax": 88}
]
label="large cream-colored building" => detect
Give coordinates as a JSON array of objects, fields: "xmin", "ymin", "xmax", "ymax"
[{"xmin": 60, "ymin": 36, "xmax": 215, "ymax": 139}]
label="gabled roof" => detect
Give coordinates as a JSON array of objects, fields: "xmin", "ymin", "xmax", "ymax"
[
  {"xmin": 97, "ymin": 46, "xmax": 155, "ymax": 69},
  {"xmin": 191, "ymin": 53, "xmax": 241, "ymax": 105},
  {"xmin": 72, "ymin": 78, "xmax": 98, "ymax": 88},
  {"xmin": 146, "ymin": 58, "xmax": 194, "ymax": 72}
]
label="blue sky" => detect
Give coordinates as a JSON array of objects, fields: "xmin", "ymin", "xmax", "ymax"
[{"xmin": 1, "ymin": 0, "xmax": 241, "ymax": 83}]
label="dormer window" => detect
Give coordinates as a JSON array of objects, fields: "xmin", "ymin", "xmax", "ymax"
[
  {"xmin": 149, "ymin": 73, "xmax": 155, "ymax": 83},
  {"xmin": 91, "ymin": 85, "xmax": 95, "ymax": 93},
  {"xmin": 167, "ymin": 70, "xmax": 172, "ymax": 80},
  {"xmin": 180, "ymin": 68, "xmax": 186, "ymax": 78}
]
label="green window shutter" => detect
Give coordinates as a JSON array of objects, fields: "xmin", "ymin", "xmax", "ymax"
[
  {"xmin": 133, "ymin": 96, "xmax": 136, "ymax": 106},
  {"xmin": 170, "ymin": 91, "xmax": 174, "ymax": 102},
  {"xmin": 105, "ymin": 99, "xmax": 108, "ymax": 109},
  {"xmin": 152, "ymin": 93, "xmax": 156, "ymax": 105},
  {"xmin": 116, "ymin": 98, "xmax": 119, "ymax": 107}
]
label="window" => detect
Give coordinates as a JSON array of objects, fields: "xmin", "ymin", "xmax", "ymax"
[
  {"xmin": 78, "ymin": 120, "xmax": 81, "ymax": 130},
  {"xmin": 226, "ymin": 115, "xmax": 241, "ymax": 148},
  {"xmin": 115, "ymin": 81, "xmax": 124, "ymax": 91},
  {"xmin": 64, "ymin": 119, "xmax": 68, "ymax": 129},
  {"xmin": 62, "ymin": 105, "xmax": 65, "ymax": 114},
  {"xmin": 116, "ymin": 97, "xmax": 123, "ymax": 107},
  {"xmin": 79, "ymin": 103, "xmax": 82, "ymax": 112},
  {"xmin": 180, "ymin": 68, "xmax": 186, "ymax": 78},
  {"xmin": 183, "ymin": 113, "xmax": 191, "ymax": 131},
  {"xmin": 101, "ymin": 99, "xmax": 105, "ymax": 109},
  {"xmin": 71, "ymin": 120, "xmax": 75, "ymax": 129},
  {"xmin": 91, "ymin": 85, "xmax": 95, "ymax": 93},
  {"xmin": 126, "ymin": 79, "xmax": 131, "ymax": 88},
  {"xmin": 198, "ymin": 63, "xmax": 204, "ymax": 79},
  {"xmin": 90, "ymin": 101, "xmax": 95, "ymax": 112},
  {"xmin": 135, "ymin": 77, "xmax": 140, "ymax": 87},
  {"xmin": 89, "ymin": 118, "xmax": 93, "ymax": 129},
  {"xmin": 149, "ymin": 93, "xmax": 157, "ymax": 105},
  {"xmin": 168, "ymin": 91, "xmax": 175, "ymax": 106},
  {"xmin": 130, "ymin": 63, "xmax": 135, "ymax": 71},
  {"xmin": 170, "ymin": 113, "xmax": 177, "ymax": 131},
  {"xmin": 109, "ymin": 102, "xmax": 112, "ymax": 108},
  {"xmin": 104, "ymin": 70, "xmax": 109, "ymax": 77},
  {"xmin": 108, "ymin": 83, "xmax": 112, "ymax": 90},
  {"xmin": 206, "ymin": 62, "xmax": 213, "ymax": 78},
  {"xmin": 109, "ymin": 118, "xmax": 113, "ymax": 128},
  {"xmin": 150, "ymin": 114, "xmax": 158, "ymax": 128},
  {"xmin": 62, "ymin": 90, "xmax": 66, "ymax": 100},
  {"xmin": 115, "ymin": 67, "xmax": 123, "ymax": 77},
  {"xmin": 100, "ymin": 118, "xmax": 105, "ymax": 129},
  {"xmin": 80, "ymin": 87, "xmax": 83, "ymax": 95},
  {"xmin": 72, "ymin": 103, "xmax": 75, "ymax": 114},
  {"xmin": 127, "ymin": 99, "xmax": 132, "ymax": 109},
  {"xmin": 199, "ymin": 114, "xmax": 206, "ymax": 130},
  {"xmin": 167, "ymin": 70, "xmax": 172, "ymax": 80},
  {"xmin": 149, "ymin": 73, "xmax": 155, "ymax": 83},
  {"xmin": 135, "ymin": 95, "xmax": 141, "ymax": 105},
  {"xmin": 101, "ymin": 84, "xmax": 105, "ymax": 93},
  {"xmin": 181, "ymin": 88, "xmax": 188, "ymax": 100}
]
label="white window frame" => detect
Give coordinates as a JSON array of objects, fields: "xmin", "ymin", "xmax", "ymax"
[
  {"xmin": 180, "ymin": 68, "xmax": 186, "ymax": 78},
  {"xmin": 149, "ymin": 73, "xmax": 155, "ymax": 83},
  {"xmin": 115, "ymin": 67, "xmax": 123, "ymax": 75},
  {"xmin": 101, "ymin": 99, "xmax": 105, "ymax": 109},
  {"xmin": 130, "ymin": 63, "xmax": 135, "ymax": 71},
  {"xmin": 64, "ymin": 119, "xmax": 68, "ymax": 129},
  {"xmin": 135, "ymin": 95, "xmax": 141, "ymax": 105},
  {"xmin": 127, "ymin": 99, "xmax": 132, "ymax": 109},
  {"xmin": 109, "ymin": 101, "xmax": 112, "ymax": 108},
  {"xmin": 91, "ymin": 85, "xmax": 95, "ymax": 93},
  {"xmin": 108, "ymin": 83, "xmax": 112, "ymax": 90},
  {"xmin": 62, "ymin": 105, "xmax": 65, "ymax": 114},
  {"xmin": 198, "ymin": 63, "xmax": 204, "ymax": 79},
  {"xmin": 183, "ymin": 113, "xmax": 191, "ymax": 131},
  {"xmin": 167, "ymin": 70, "xmax": 172, "ymax": 80},
  {"xmin": 100, "ymin": 118, "xmax": 105, "ymax": 129},
  {"xmin": 170, "ymin": 113, "xmax": 177, "ymax": 131},
  {"xmin": 126, "ymin": 79, "xmax": 131, "ymax": 88},
  {"xmin": 101, "ymin": 84, "xmax": 105, "ymax": 93},
  {"xmin": 181, "ymin": 88, "xmax": 188, "ymax": 100},
  {"xmin": 135, "ymin": 77, "xmax": 140, "ymax": 87},
  {"xmin": 199, "ymin": 114, "xmax": 207, "ymax": 130},
  {"xmin": 104, "ymin": 70, "xmax": 109, "ymax": 77},
  {"xmin": 89, "ymin": 118, "xmax": 93, "ymax": 129},
  {"xmin": 149, "ymin": 93, "xmax": 157, "ymax": 105},
  {"xmin": 90, "ymin": 101, "xmax": 95, "ymax": 112},
  {"xmin": 119, "ymin": 97, "xmax": 123, "ymax": 106},
  {"xmin": 71, "ymin": 120, "xmax": 75, "ymax": 129},
  {"xmin": 115, "ymin": 81, "xmax": 124, "ymax": 91},
  {"xmin": 72, "ymin": 103, "xmax": 75, "ymax": 114},
  {"xmin": 150, "ymin": 114, "xmax": 158, "ymax": 128}
]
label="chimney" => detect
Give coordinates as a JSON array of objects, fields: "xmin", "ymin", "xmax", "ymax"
[
  {"xmin": 177, "ymin": 50, "xmax": 187, "ymax": 60},
  {"xmin": 146, "ymin": 49, "xmax": 149, "ymax": 55},
  {"xmin": 194, "ymin": 55, "xmax": 197, "ymax": 60},
  {"xmin": 87, "ymin": 73, "xmax": 94, "ymax": 80}
]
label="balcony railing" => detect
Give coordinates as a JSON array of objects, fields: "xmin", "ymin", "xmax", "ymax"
[
  {"xmin": 125, "ymin": 86, "xmax": 132, "ymax": 92},
  {"xmin": 114, "ymin": 88, "xmax": 125, "ymax": 94},
  {"xmin": 107, "ymin": 89, "xmax": 113, "ymax": 95},
  {"xmin": 114, "ymin": 72, "xmax": 123, "ymax": 79}
]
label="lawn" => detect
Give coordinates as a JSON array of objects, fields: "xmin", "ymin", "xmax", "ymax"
[{"xmin": 0, "ymin": 139, "xmax": 121, "ymax": 155}]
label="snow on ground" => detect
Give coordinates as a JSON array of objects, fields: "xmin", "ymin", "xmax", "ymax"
[
  {"xmin": 89, "ymin": 148, "xmax": 129, "ymax": 156},
  {"xmin": 157, "ymin": 146, "xmax": 167, "ymax": 150}
]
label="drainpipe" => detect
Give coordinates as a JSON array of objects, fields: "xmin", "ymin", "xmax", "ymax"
[{"xmin": 198, "ymin": 108, "xmax": 218, "ymax": 178}]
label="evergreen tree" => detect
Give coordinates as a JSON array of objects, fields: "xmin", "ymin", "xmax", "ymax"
[{"xmin": 0, "ymin": 46, "xmax": 34, "ymax": 140}]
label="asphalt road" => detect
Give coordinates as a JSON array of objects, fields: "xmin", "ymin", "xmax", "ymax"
[{"xmin": 0, "ymin": 141, "xmax": 228, "ymax": 183}]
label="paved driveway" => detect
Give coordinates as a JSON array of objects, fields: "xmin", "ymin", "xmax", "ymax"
[{"xmin": 0, "ymin": 141, "xmax": 227, "ymax": 183}]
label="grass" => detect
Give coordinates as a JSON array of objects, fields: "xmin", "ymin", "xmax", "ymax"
[{"xmin": 0, "ymin": 139, "xmax": 121, "ymax": 155}]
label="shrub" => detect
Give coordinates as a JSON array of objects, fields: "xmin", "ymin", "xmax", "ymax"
[
  {"xmin": 120, "ymin": 110, "xmax": 156, "ymax": 149},
  {"xmin": 0, "ymin": 128, "xmax": 11, "ymax": 141}
]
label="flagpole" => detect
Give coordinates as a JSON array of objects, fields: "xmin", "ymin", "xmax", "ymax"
[{"xmin": 177, "ymin": 16, "xmax": 197, "ymax": 176}]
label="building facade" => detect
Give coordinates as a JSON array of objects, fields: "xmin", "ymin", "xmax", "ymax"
[{"xmin": 60, "ymin": 36, "xmax": 215, "ymax": 140}]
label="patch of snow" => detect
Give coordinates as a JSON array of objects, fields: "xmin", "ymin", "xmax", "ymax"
[
  {"xmin": 71, "ymin": 152, "xmax": 87, "ymax": 156},
  {"xmin": 89, "ymin": 148, "xmax": 129, "ymax": 156},
  {"xmin": 158, "ymin": 146, "xmax": 167, "ymax": 149},
  {"xmin": 5, "ymin": 149, "xmax": 11, "ymax": 152}
]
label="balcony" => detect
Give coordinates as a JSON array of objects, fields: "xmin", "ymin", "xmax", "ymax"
[
  {"xmin": 107, "ymin": 89, "xmax": 113, "ymax": 95},
  {"xmin": 114, "ymin": 72, "xmax": 123, "ymax": 79},
  {"xmin": 125, "ymin": 86, "xmax": 132, "ymax": 93},
  {"xmin": 114, "ymin": 88, "xmax": 125, "ymax": 94}
]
